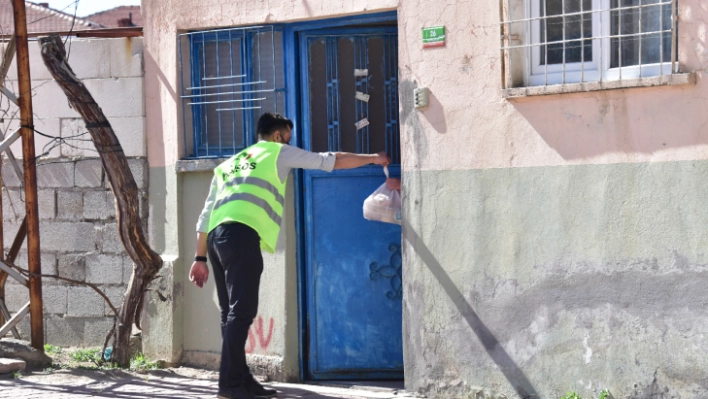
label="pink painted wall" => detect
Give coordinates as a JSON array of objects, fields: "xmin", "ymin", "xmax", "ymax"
[
  {"xmin": 143, "ymin": 0, "xmax": 398, "ymax": 168},
  {"xmin": 142, "ymin": 0, "xmax": 708, "ymax": 170},
  {"xmin": 397, "ymin": 0, "xmax": 708, "ymax": 172}
]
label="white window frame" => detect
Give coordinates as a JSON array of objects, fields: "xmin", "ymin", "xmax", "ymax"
[
  {"xmin": 598, "ymin": 0, "xmax": 674, "ymax": 80},
  {"xmin": 526, "ymin": 0, "xmax": 675, "ymax": 86}
]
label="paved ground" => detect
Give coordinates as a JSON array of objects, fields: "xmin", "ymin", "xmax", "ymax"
[{"xmin": 0, "ymin": 367, "xmax": 416, "ymax": 399}]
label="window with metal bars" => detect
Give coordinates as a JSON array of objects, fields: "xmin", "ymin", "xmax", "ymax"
[
  {"xmin": 179, "ymin": 26, "xmax": 285, "ymax": 158},
  {"xmin": 501, "ymin": 0, "xmax": 678, "ymax": 87}
]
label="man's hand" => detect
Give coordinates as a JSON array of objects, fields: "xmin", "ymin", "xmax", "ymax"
[
  {"xmin": 189, "ymin": 261, "xmax": 209, "ymax": 288},
  {"xmin": 374, "ymin": 152, "xmax": 391, "ymax": 167}
]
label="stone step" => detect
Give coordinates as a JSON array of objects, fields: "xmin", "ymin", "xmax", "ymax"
[
  {"xmin": 0, "ymin": 339, "xmax": 52, "ymax": 368},
  {"xmin": 0, "ymin": 358, "xmax": 25, "ymax": 374}
]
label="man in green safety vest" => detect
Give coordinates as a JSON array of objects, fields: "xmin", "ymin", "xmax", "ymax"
[{"xmin": 189, "ymin": 113, "xmax": 390, "ymax": 399}]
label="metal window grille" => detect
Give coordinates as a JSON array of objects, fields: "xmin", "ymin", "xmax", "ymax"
[
  {"xmin": 499, "ymin": 0, "xmax": 678, "ymax": 88},
  {"xmin": 179, "ymin": 26, "xmax": 285, "ymax": 158},
  {"xmin": 308, "ymin": 33, "xmax": 400, "ymax": 164}
]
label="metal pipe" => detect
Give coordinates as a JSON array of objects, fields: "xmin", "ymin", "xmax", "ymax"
[
  {"xmin": 0, "ymin": 260, "xmax": 28, "ymax": 286},
  {"xmin": 185, "ymin": 80, "xmax": 266, "ymax": 91},
  {"xmin": 229, "ymin": 29, "xmax": 237, "ymax": 153},
  {"xmin": 215, "ymin": 33, "xmax": 223, "ymax": 157},
  {"xmin": 619, "ymin": 0, "xmax": 623, "ymax": 80},
  {"xmin": 501, "ymin": 28, "xmax": 672, "ymax": 50},
  {"xmin": 639, "ymin": 0, "xmax": 643, "ymax": 78},
  {"xmin": 499, "ymin": 0, "xmax": 506, "ymax": 89},
  {"xmin": 599, "ymin": 0, "xmax": 604, "ymax": 82},
  {"xmin": 201, "ymin": 32, "xmax": 209, "ymax": 156},
  {"xmin": 181, "ymin": 87, "xmax": 275, "ymax": 99},
  {"xmin": 543, "ymin": 0, "xmax": 548, "ymax": 85},
  {"xmin": 202, "ymin": 74, "xmax": 245, "ymax": 81},
  {"xmin": 671, "ymin": 0, "xmax": 677, "ymax": 73},
  {"xmin": 499, "ymin": 1, "xmax": 672, "ymax": 25},
  {"xmin": 216, "ymin": 106, "xmax": 261, "ymax": 112},
  {"xmin": 0, "ymin": 128, "xmax": 21, "ymax": 154},
  {"xmin": 179, "ymin": 26, "xmax": 267, "ymax": 37},
  {"xmin": 659, "ymin": 0, "xmax": 664, "ymax": 75},
  {"xmin": 179, "ymin": 34, "xmax": 187, "ymax": 157},
  {"xmin": 562, "ymin": 0, "xmax": 567, "ymax": 84},
  {"xmin": 0, "ymin": 26, "xmax": 143, "ymax": 40},
  {"xmin": 0, "ymin": 37, "xmax": 16, "ymax": 85},
  {"xmin": 0, "ymin": 301, "xmax": 29, "ymax": 338},
  {"xmin": 581, "ymin": 0, "xmax": 585, "ymax": 82},
  {"xmin": 11, "ymin": 0, "xmax": 43, "ymax": 351},
  {"xmin": 0, "ymin": 299, "xmax": 21, "ymax": 338}
]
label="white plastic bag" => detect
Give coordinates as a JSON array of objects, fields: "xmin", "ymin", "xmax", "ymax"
[{"xmin": 363, "ymin": 166, "xmax": 401, "ymax": 225}]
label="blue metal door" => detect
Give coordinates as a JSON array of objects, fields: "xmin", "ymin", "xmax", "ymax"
[{"xmin": 299, "ymin": 28, "xmax": 403, "ymax": 380}]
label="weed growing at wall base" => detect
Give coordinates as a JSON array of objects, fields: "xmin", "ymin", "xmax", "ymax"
[
  {"xmin": 42, "ymin": 347, "xmax": 164, "ymax": 373},
  {"xmin": 129, "ymin": 353, "xmax": 163, "ymax": 372},
  {"xmin": 43, "ymin": 344, "xmax": 62, "ymax": 355},
  {"xmin": 69, "ymin": 348, "xmax": 102, "ymax": 363},
  {"xmin": 560, "ymin": 389, "xmax": 611, "ymax": 399}
]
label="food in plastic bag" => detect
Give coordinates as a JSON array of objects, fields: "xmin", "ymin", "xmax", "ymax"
[{"xmin": 363, "ymin": 166, "xmax": 401, "ymax": 225}]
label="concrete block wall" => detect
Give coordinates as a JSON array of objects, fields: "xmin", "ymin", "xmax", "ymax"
[
  {"xmin": 1, "ymin": 37, "xmax": 145, "ymax": 159},
  {"xmin": 1, "ymin": 37, "xmax": 147, "ymax": 348},
  {"xmin": 2, "ymin": 157, "xmax": 148, "ymax": 347}
]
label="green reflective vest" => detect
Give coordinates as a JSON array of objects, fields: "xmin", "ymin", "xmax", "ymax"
[{"xmin": 208, "ymin": 141, "xmax": 286, "ymax": 253}]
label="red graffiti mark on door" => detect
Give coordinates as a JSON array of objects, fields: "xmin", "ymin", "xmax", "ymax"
[{"xmin": 244, "ymin": 316, "xmax": 274, "ymax": 354}]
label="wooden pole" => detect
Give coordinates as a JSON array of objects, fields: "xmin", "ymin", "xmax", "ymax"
[{"xmin": 11, "ymin": 0, "xmax": 43, "ymax": 350}]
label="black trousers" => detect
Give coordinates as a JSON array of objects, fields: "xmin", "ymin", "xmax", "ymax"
[{"xmin": 207, "ymin": 222, "xmax": 263, "ymax": 389}]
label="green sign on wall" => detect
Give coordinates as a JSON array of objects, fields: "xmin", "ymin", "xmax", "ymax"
[{"xmin": 422, "ymin": 26, "xmax": 445, "ymax": 48}]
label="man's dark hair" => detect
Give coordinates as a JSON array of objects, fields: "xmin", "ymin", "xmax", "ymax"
[{"xmin": 256, "ymin": 113, "xmax": 293, "ymax": 138}]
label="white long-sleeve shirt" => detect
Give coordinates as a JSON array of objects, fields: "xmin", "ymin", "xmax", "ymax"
[{"xmin": 196, "ymin": 144, "xmax": 336, "ymax": 233}]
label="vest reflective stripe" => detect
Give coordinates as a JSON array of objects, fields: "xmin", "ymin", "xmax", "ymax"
[
  {"xmin": 208, "ymin": 142, "xmax": 286, "ymax": 253},
  {"xmin": 213, "ymin": 192, "xmax": 282, "ymax": 226},
  {"xmin": 223, "ymin": 176, "xmax": 285, "ymax": 206}
]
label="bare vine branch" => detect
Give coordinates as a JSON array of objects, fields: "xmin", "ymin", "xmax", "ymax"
[{"xmin": 3, "ymin": 260, "xmax": 121, "ymax": 317}]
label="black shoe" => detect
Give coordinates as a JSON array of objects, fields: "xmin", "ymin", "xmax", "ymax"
[
  {"xmin": 245, "ymin": 375, "xmax": 277, "ymax": 397},
  {"xmin": 217, "ymin": 384, "xmax": 264, "ymax": 399}
]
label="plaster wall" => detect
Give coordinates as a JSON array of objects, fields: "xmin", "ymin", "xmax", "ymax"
[
  {"xmin": 142, "ymin": 0, "xmax": 708, "ymax": 394},
  {"xmin": 402, "ymin": 163, "xmax": 708, "ymax": 398},
  {"xmin": 176, "ymin": 171, "xmax": 299, "ymax": 380},
  {"xmin": 142, "ymin": 0, "xmax": 396, "ymax": 380},
  {"xmin": 398, "ymin": 0, "xmax": 708, "ymax": 398},
  {"xmin": 143, "ymin": 0, "xmax": 398, "ymax": 169},
  {"xmin": 397, "ymin": 1, "xmax": 708, "ymax": 173}
]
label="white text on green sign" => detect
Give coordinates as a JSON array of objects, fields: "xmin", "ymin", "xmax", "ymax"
[{"xmin": 423, "ymin": 26, "xmax": 445, "ymax": 48}]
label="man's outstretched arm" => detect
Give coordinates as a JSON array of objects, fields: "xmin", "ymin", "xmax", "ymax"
[{"xmin": 334, "ymin": 151, "xmax": 390, "ymax": 169}]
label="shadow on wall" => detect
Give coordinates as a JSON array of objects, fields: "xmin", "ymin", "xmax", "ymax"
[
  {"xmin": 420, "ymin": 90, "xmax": 448, "ymax": 134},
  {"xmin": 143, "ymin": 50, "xmax": 178, "ymax": 254},
  {"xmin": 402, "ymin": 221, "xmax": 539, "ymax": 399},
  {"xmin": 508, "ymin": 84, "xmax": 708, "ymax": 160},
  {"xmin": 143, "ymin": 49, "xmax": 180, "ymax": 166},
  {"xmin": 400, "ymin": 80, "xmax": 448, "ymax": 167}
]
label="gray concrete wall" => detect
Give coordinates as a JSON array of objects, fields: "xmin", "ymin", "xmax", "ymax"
[
  {"xmin": 2, "ymin": 37, "xmax": 146, "ymax": 349},
  {"xmin": 396, "ymin": 0, "xmax": 708, "ymax": 397},
  {"xmin": 142, "ymin": 165, "xmax": 183, "ymax": 364},
  {"xmin": 3, "ymin": 158, "xmax": 148, "ymax": 347},
  {"xmin": 174, "ymin": 166, "xmax": 300, "ymax": 382},
  {"xmin": 402, "ymin": 162, "xmax": 708, "ymax": 398}
]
